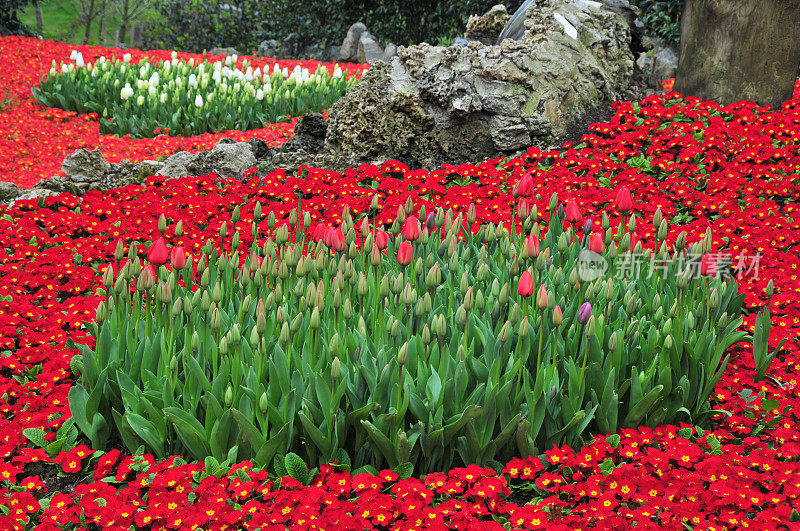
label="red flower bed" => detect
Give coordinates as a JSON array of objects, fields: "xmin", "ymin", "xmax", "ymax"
[
  {"xmin": 1, "ymin": 36, "xmax": 800, "ymax": 529},
  {"xmin": 0, "ymin": 37, "xmax": 367, "ymax": 189}
]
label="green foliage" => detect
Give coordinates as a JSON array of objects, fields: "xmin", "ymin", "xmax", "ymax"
[
  {"xmin": 0, "ymin": 0, "xmax": 32, "ymax": 36},
  {"xmin": 69, "ymin": 194, "xmax": 760, "ymax": 474},
  {"xmin": 632, "ymin": 0, "xmax": 683, "ymax": 46},
  {"xmin": 145, "ymin": 0, "xmax": 524, "ymax": 54},
  {"xmin": 259, "ymin": 0, "xmax": 524, "ymax": 50},
  {"xmin": 33, "ymin": 54, "xmax": 356, "ymax": 138},
  {"xmin": 144, "ymin": 0, "xmax": 266, "ymax": 54}
]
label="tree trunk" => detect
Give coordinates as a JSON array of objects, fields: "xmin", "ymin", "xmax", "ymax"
[
  {"xmin": 33, "ymin": 0, "xmax": 43, "ymax": 33},
  {"xmin": 82, "ymin": 0, "xmax": 96, "ymax": 44},
  {"xmin": 674, "ymin": 0, "xmax": 800, "ymax": 109},
  {"xmin": 118, "ymin": 0, "xmax": 130, "ymax": 48}
]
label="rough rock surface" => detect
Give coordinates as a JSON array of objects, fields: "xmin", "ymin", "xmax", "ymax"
[
  {"xmin": 2, "ymin": 139, "xmax": 264, "ymax": 207},
  {"xmin": 61, "ymin": 149, "xmax": 109, "ymax": 183},
  {"xmin": 208, "ymin": 47, "xmax": 241, "ymax": 56},
  {"xmin": 637, "ymin": 38, "xmax": 678, "ymax": 84},
  {"xmin": 356, "ymin": 32, "xmax": 385, "ymax": 64},
  {"xmin": 339, "ymin": 23, "xmax": 367, "ymax": 62},
  {"xmin": 324, "ymin": 0, "xmax": 638, "ymax": 168},
  {"xmin": 464, "ymin": 5, "xmax": 510, "ymax": 45}
]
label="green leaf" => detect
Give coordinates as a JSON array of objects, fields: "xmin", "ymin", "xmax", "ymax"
[
  {"xmin": 605, "ymin": 434, "xmax": 620, "ymax": 448},
  {"xmin": 393, "ymin": 462, "xmax": 414, "ymax": 480},
  {"xmin": 284, "ymin": 453, "xmax": 310, "ymax": 485},
  {"xmin": 22, "ymin": 428, "xmax": 47, "ymax": 448}
]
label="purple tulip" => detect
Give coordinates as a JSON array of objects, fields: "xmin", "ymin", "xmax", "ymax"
[
  {"xmin": 582, "ymin": 219, "xmax": 593, "ymax": 236},
  {"xmin": 577, "ymin": 302, "xmax": 593, "ymax": 325},
  {"xmin": 426, "ymin": 212, "xmax": 436, "ymax": 232}
]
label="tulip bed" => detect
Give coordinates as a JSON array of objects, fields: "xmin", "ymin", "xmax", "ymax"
[
  {"xmin": 1, "ymin": 36, "xmax": 800, "ymax": 530},
  {"xmin": 0, "ymin": 36, "xmax": 366, "ymax": 189}
]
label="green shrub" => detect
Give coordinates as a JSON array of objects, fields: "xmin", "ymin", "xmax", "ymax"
[
  {"xmin": 69, "ymin": 194, "xmax": 768, "ymax": 474},
  {"xmin": 145, "ymin": 0, "xmax": 524, "ymax": 54},
  {"xmin": 0, "ymin": 0, "xmax": 33, "ymax": 36},
  {"xmin": 632, "ymin": 0, "xmax": 683, "ymax": 46},
  {"xmin": 32, "ymin": 53, "xmax": 356, "ymax": 138},
  {"xmin": 144, "ymin": 0, "xmax": 267, "ymax": 54},
  {"xmin": 259, "ymin": 0, "xmax": 524, "ymax": 50}
]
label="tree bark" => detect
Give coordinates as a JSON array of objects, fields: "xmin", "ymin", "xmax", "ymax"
[
  {"xmin": 82, "ymin": 0, "xmax": 96, "ymax": 44},
  {"xmin": 33, "ymin": 0, "xmax": 43, "ymax": 33},
  {"xmin": 118, "ymin": 0, "xmax": 129, "ymax": 47},
  {"xmin": 674, "ymin": 0, "xmax": 800, "ymax": 109}
]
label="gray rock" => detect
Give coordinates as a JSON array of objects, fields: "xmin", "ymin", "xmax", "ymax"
[
  {"xmin": 0, "ymin": 182, "xmax": 22, "ymax": 204},
  {"xmin": 61, "ymin": 149, "xmax": 109, "ymax": 184},
  {"xmin": 186, "ymin": 139, "xmax": 257, "ymax": 180},
  {"xmin": 382, "ymin": 43, "xmax": 398, "ymax": 63},
  {"xmin": 452, "ymin": 37, "xmax": 472, "ymax": 47},
  {"xmin": 208, "ymin": 47, "xmax": 241, "ymax": 56},
  {"xmin": 281, "ymin": 114, "xmax": 328, "ymax": 154},
  {"xmin": 248, "ymin": 138, "xmax": 272, "ymax": 161},
  {"xmin": 256, "ymin": 39, "xmax": 280, "ymax": 58},
  {"xmin": 157, "ymin": 151, "xmax": 198, "ymax": 180},
  {"xmin": 324, "ymin": 0, "xmax": 635, "ymax": 169},
  {"xmin": 102, "ymin": 160, "xmax": 162, "ymax": 189},
  {"xmin": 465, "ymin": 4, "xmax": 510, "ymax": 45},
  {"xmin": 32, "ymin": 176, "xmax": 82, "ymax": 195},
  {"xmin": 339, "ymin": 22, "xmax": 367, "ymax": 62},
  {"xmin": 9, "ymin": 189, "xmax": 59, "ymax": 208},
  {"xmin": 357, "ymin": 32, "xmax": 385, "ymax": 64},
  {"xmin": 637, "ymin": 40, "xmax": 678, "ymax": 83}
]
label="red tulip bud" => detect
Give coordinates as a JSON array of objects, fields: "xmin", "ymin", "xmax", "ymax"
[
  {"xmin": 525, "ymin": 235, "xmax": 540, "ymax": 258},
  {"xmin": 397, "ymin": 241, "xmax": 413, "ymax": 266},
  {"xmin": 402, "ymin": 216, "xmax": 420, "ymax": 241},
  {"xmin": 565, "ymin": 199, "xmax": 582, "ymax": 223},
  {"xmin": 614, "ymin": 186, "xmax": 634, "ymax": 213},
  {"xmin": 170, "ymin": 246, "xmax": 188, "ymax": 270},
  {"xmin": 331, "ymin": 227, "xmax": 346, "ymax": 252},
  {"xmin": 517, "ymin": 270, "xmax": 534, "ymax": 297},
  {"xmin": 536, "ymin": 284, "xmax": 548, "ymax": 310},
  {"xmin": 514, "ymin": 173, "xmax": 535, "ymax": 197},
  {"xmin": 147, "ymin": 237, "xmax": 170, "ymax": 267},
  {"xmin": 375, "ymin": 230, "xmax": 389, "ymax": 250},
  {"xmin": 589, "ymin": 233, "xmax": 605, "ymax": 254}
]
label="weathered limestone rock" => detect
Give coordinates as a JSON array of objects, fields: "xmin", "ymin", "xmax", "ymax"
[
  {"xmin": 186, "ymin": 140, "xmax": 257, "ymax": 181},
  {"xmin": 0, "ymin": 182, "xmax": 22, "ymax": 204},
  {"xmin": 61, "ymin": 149, "xmax": 110, "ymax": 183},
  {"xmin": 324, "ymin": 0, "xmax": 637, "ymax": 168},
  {"xmin": 465, "ymin": 5, "xmax": 510, "ymax": 45},
  {"xmin": 157, "ymin": 151, "xmax": 197, "ymax": 181}
]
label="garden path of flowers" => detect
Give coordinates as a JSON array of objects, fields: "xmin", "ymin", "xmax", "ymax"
[{"xmin": 1, "ymin": 36, "xmax": 800, "ymax": 530}]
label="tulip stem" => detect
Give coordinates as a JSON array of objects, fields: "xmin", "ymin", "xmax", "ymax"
[
  {"xmin": 536, "ymin": 308, "xmax": 545, "ymax": 373},
  {"xmin": 577, "ymin": 323, "xmax": 588, "ymax": 385}
]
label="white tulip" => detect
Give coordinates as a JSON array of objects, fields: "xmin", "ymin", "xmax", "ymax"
[
  {"xmin": 120, "ymin": 84, "xmax": 134, "ymax": 100},
  {"xmin": 171, "ymin": 50, "xmax": 178, "ymax": 60},
  {"xmin": 50, "ymin": 67, "xmax": 56, "ymax": 76},
  {"xmin": 61, "ymin": 64, "xmax": 69, "ymax": 74},
  {"xmin": 123, "ymin": 53, "xmax": 131, "ymax": 63},
  {"xmin": 136, "ymin": 95, "xmax": 145, "ymax": 106},
  {"xmin": 148, "ymin": 86, "xmax": 157, "ymax": 98},
  {"xmin": 188, "ymin": 73, "xmax": 197, "ymax": 87},
  {"xmin": 75, "ymin": 52, "xmax": 85, "ymax": 68},
  {"xmin": 160, "ymin": 92, "xmax": 168, "ymax": 104},
  {"xmin": 256, "ymin": 88, "xmax": 264, "ymax": 101},
  {"xmin": 195, "ymin": 94, "xmax": 203, "ymax": 107},
  {"xmin": 70, "ymin": 50, "xmax": 78, "ymax": 60}
]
